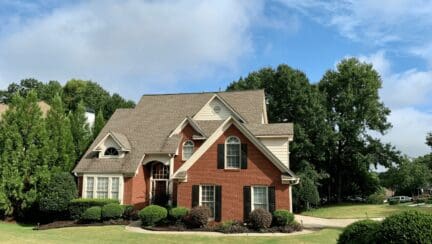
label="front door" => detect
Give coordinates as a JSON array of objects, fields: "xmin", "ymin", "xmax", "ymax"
[
  {"xmin": 153, "ymin": 180, "xmax": 168, "ymax": 205},
  {"xmin": 151, "ymin": 162, "xmax": 169, "ymax": 206}
]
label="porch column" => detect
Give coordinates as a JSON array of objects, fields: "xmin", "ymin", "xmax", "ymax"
[{"xmin": 168, "ymin": 155, "xmax": 175, "ymax": 205}]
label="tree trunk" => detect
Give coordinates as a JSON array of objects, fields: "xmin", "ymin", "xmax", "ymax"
[{"xmin": 337, "ymin": 171, "xmax": 342, "ymax": 203}]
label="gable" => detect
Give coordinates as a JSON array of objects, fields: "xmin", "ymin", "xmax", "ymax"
[
  {"xmin": 93, "ymin": 133, "xmax": 128, "ymax": 158},
  {"xmin": 193, "ymin": 96, "xmax": 234, "ymax": 121}
]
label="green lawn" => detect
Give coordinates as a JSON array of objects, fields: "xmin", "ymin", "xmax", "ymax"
[
  {"xmin": 301, "ymin": 203, "xmax": 432, "ymax": 219},
  {"xmin": 0, "ymin": 222, "xmax": 341, "ymax": 244}
]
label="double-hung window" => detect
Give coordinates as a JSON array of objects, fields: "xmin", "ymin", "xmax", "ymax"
[
  {"xmin": 252, "ymin": 186, "xmax": 268, "ymax": 211},
  {"xmin": 84, "ymin": 175, "xmax": 122, "ymax": 202},
  {"xmin": 97, "ymin": 177, "xmax": 109, "ymax": 199},
  {"xmin": 86, "ymin": 177, "xmax": 94, "ymax": 198},
  {"xmin": 200, "ymin": 185, "xmax": 215, "ymax": 218},
  {"xmin": 182, "ymin": 140, "xmax": 194, "ymax": 160},
  {"xmin": 225, "ymin": 136, "xmax": 241, "ymax": 169}
]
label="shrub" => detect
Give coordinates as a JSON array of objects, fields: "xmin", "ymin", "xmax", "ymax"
[
  {"xmin": 272, "ymin": 210, "xmax": 295, "ymax": 226},
  {"xmin": 388, "ymin": 199, "xmax": 400, "ymax": 205},
  {"xmin": 169, "ymin": 207, "xmax": 189, "ymax": 222},
  {"xmin": 377, "ymin": 211, "xmax": 432, "ymax": 243},
  {"xmin": 249, "ymin": 208, "xmax": 272, "ymax": 229},
  {"xmin": 80, "ymin": 206, "xmax": 101, "ymax": 222},
  {"xmin": 366, "ymin": 188, "xmax": 386, "ymax": 204},
  {"xmin": 337, "ymin": 220, "xmax": 380, "ymax": 244},
  {"xmin": 415, "ymin": 198, "xmax": 426, "ymax": 204},
  {"xmin": 218, "ymin": 220, "xmax": 248, "ymax": 233},
  {"xmin": 185, "ymin": 206, "xmax": 211, "ymax": 228},
  {"xmin": 68, "ymin": 198, "xmax": 119, "ymax": 220},
  {"xmin": 39, "ymin": 173, "xmax": 78, "ymax": 218},
  {"xmin": 122, "ymin": 205, "xmax": 138, "ymax": 220},
  {"xmin": 101, "ymin": 203, "xmax": 124, "ymax": 220},
  {"xmin": 139, "ymin": 205, "xmax": 167, "ymax": 226},
  {"xmin": 427, "ymin": 199, "xmax": 432, "ymax": 204}
]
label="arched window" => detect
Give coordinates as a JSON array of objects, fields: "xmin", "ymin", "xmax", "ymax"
[
  {"xmin": 182, "ymin": 140, "xmax": 194, "ymax": 160},
  {"xmin": 104, "ymin": 147, "xmax": 119, "ymax": 156},
  {"xmin": 225, "ymin": 136, "xmax": 241, "ymax": 168}
]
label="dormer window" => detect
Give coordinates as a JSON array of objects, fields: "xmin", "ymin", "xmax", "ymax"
[
  {"xmin": 104, "ymin": 147, "xmax": 119, "ymax": 156},
  {"xmin": 182, "ymin": 140, "xmax": 194, "ymax": 160},
  {"xmin": 225, "ymin": 136, "xmax": 241, "ymax": 169}
]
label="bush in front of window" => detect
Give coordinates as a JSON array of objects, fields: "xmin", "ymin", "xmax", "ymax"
[
  {"xmin": 80, "ymin": 206, "xmax": 102, "ymax": 222},
  {"xmin": 101, "ymin": 203, "xmax": 124, "ymax": 220},
  {"xmin": 248, "ymin": 208, "xmax": 272, "ymax": 229},
  {"xmin": 68, "ymin": 198, "xmax": 119, "ymax": 220},
  {"xmin": 185, "ymin": 206, "xmax": 211, "ymax": 228},
  {"xmin": 39, "ymin": 172, "xmax": 78, "ymax": 220},
  {"xmin": 272, "ymin": 210, "xmax": 295, "ymax": 227},
  {"xmin": 169, "ymin": 207, "xmax": 189, "ymax": 223},
  {"xmin": 139, "ymin": 205, "xmax": 168, "ymax": 227}
]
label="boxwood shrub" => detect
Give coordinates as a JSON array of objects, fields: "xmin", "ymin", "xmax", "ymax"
[
  {"xmin": 338, "ymin": 220, "xmax": 381, "ymax": 244},
  {"xmin": 80, "ymin": 206, "xmax": 102, "ymax": 222},
  {"xmin": 249, "ymin": 208, "xmax": 272, "ymax": 229},
  {"xmin": 377, "ymin": 211, "xmax": 432, "ymax": 243},
  {"xmin": 101, "ymin": 203, "xmax": 124, "ymax": 220},
  {"xmin": 139, "ymin": 205, "xmax": 167, "ymax": 226},
  {"xmin": 69, "ymin": 198, "xmax": 119, "ymax": 220},
  {"xmin": 272, "ymin": 210, "xmax": 295, "ymax": 226},
  {"xmin": 169, "ymin": 207, "xmax": 189, "ymax": 222}
]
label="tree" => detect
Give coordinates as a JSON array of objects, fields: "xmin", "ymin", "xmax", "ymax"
[
  {"xmin": 46, "ymin": 94, "xmax": 76, "ymax": 172},
  {"xmin": 39, "ymin": 80, "xmax": 63, "ymax": 103},
  {"xmin": 0, "ymin": 91, "xmax": 51, "ymax": 218},
  {"xmin": 427, "ymin": 133, "xmax": 432, "ymax": 149},
  {"xmin": 318, "ymin": 58, "xmax": 397, "ymax": 202},
  {"xmin": 93, "ymin": 110, "xmax": 105, "ymax": 139},
  {"xmin": 69, "ymin": 100, "xmax": 92, "ymax": 160}
]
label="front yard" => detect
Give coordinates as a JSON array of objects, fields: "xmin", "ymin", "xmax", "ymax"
[
  {"xmin": 0, "ymin": 222, "xmax": 341, "ymax": 244},
  {"xmin": 301, "ymin": 203, "xmax": 432, "ymax": 219}
]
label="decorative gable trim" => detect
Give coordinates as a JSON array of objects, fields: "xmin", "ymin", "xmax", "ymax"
[
  {"xmin": 169, "ymin": 117, "xmax": 207, "ymax": 138},
  {"xmin": 193, "ymin": 94, "xmax": 247, "ymax": 123},
  {"xmin": 93, "ymin": 132, "xmax": 131, "ymax": 152}
]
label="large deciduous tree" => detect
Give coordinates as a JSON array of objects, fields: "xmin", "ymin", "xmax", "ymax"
[
  {"xmin": 427, "ymin": 133, "xmax": 432, "ymax": 149},
  {"xmin": 93, "ymin": 110, "xmax": 105, "ymax": 139}
]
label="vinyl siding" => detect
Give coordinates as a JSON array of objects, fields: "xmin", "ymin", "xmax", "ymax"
[
  {"xmin": 258, "ymin": 138, "xmax": 289, "ymax": 167},
  {"xmin": 194, "ymin": 99, "xmax": 233, "ymax": 120}
]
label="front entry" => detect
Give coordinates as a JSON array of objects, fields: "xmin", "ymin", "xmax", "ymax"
[{"xmin": 150, "ymin": 162, "xmax": 169, "ymax": 206}]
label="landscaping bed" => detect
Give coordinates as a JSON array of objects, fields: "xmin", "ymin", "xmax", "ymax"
[{"xmin": 34, "ymin": 219, "xmax": 130, "ymax": 230}]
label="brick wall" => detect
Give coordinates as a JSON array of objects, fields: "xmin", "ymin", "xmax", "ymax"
[
  {"xmin": 176, "ymin": 124, "xmax": 290, "ymax": 221},
  {"xmin": 174, "ymin": 124, "xmax": 204, "ymax": 172},
  {"xmin": 123, "ymin": 165, "xmax": 150, "ymax": 209}
]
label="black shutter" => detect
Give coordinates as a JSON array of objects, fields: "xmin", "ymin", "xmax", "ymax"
[
  {"xmin": 243, "ymin": 186, "xmax": 251, "ymax": 222},
  {"xmin": 241, "ymin": 144, "xmax": 248, "ymax": 169},
  {"xmin": 217, "ymin": 144, "xmax": 225, "ymax": 169},
  {"xmin": 268, "ymin": 186, "xmax": 276, "ymax": 213},
  {"xmin": 215, "ymin": 185, "xmax": 222, "ymax": 221},
  {"xmin": 192, "ymin": 185, "xmax": 199, "ymax": 208}
]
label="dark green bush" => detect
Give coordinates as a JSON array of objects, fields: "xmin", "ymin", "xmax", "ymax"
[
  {"xmin": 366, "ymin": 189, "xmax": 386, "ymax": 204},
  {"xmin": 249, "ymin": 208, "xmax": 272, "ymax": 229},
  {"xmin": 272, "ymin": 210, "xmax": 295, "ymax": 226},
  {"xmin": 427, "ymin": 199, "xmax": 432, "ymax": 204},
  {"xmin": 218, "ymin": 220, "xmax": 249, "ymax": 233},
  {"xmin": 185, "ymin": 206, "xmax": 211, "ymax": 228},
  {"xmin": 139, "ymin": 205, "xmax": 167, "ymax": 226},
  {"xmin": 80, "ymin": 206, "xmax": 101, "ymax": 222},
  {"xmin": 69, "ymin": 198, "xmax": 119, "ymax": 220},
  {"xmin": 122, "ymin": 205, "xmax": 138, "ymax": 220},
  {"xmin": 101, "ymin": 203, "xmax": 124, "ymax": 220},
  {"xmin": 169, "ymin": 207, "xmax": 189, "ymax": 222},
  {"xmin": 415, "ymin": 198, "xmax": 426, "ymax": 204},
  {"xmin": 388, "ymin": 199, "xmax": 399, "ymax": 205},
  {"xmin": 39, "ymin": 173, "xmax": 78, "ymax": 218},
  {"xmin": 338, "ymin": 220, "xmax": 380, "ymax": 244},
  {"xmin": 377, "ymin": 211, "xmax": 432, "ymax": 243}
]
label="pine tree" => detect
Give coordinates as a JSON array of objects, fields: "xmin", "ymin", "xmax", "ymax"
[
  {"xmin": 69, "ymin": 100, "xmax": 91, "ymax": 161},
  {"xmin": 0, "ymin": 91, "xmax": 51, "ymax": 217},
  {"xmin": 46, "ymin": 94, "xmax": 76, "ymax": 172},
  {"xmin": 93, "ymin": 110, "xmax": 105, "ymax": 139}
]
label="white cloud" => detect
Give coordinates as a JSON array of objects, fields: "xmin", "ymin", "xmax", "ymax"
[{"xmin": 0, "ymin": 0, "xmax": 266, "ymax": 99}]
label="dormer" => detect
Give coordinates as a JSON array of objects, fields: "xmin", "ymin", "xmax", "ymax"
[
  {"xmin": 93, "ymin": 131, "xmax": 131, "ymax": 158},
  {"xmin": 193, "ymin": 94, "xmax": 246, "ymax": 122}
]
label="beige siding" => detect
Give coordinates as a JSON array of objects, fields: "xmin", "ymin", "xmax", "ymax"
[
  {"xmin": 259, "ymin": 138, "xmax": 289, "ymax": 167},
  {"xmin": 194, "ymin": 98, "xmax": 233, "ymax": 120},
  {"xmin": 98, "ymin": 135, "xmax": 126, "ymax": 158}
]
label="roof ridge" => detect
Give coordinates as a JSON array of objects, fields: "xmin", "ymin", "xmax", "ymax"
[{"xmin": 141, "ymin": 89, "xmax": 264, "ymax": 97}]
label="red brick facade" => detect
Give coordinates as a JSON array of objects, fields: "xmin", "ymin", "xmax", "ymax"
[{"xmin": 123, "ymin": 165, "xmax": 150, "ymax": 209}]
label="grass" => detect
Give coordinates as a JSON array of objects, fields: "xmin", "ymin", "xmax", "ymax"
[
  {"xmin": 301, "ymin": 203, "xmax": 432, "ymax": 219},
  {"xmin": 0, "ymin": 222, "xmax": 341, "ymax": 244}
]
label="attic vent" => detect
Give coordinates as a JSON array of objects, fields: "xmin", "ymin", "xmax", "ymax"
[{"xmin": 213, "ymin": 105, "xmax": 221, "ymax": 114}]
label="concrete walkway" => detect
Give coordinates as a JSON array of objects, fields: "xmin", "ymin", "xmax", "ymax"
[{"xmin": 295, "ymin": 215, "xmax": 384, "ymax": 229}]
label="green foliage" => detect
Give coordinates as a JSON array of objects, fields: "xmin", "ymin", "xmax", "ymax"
[
  {"xmin": 377, "ymin": 211, "xmax": 432, "ymax": 243},
  {"xmin": 218, "ymin": 220, "xmax": 248, "ymax": 233},
  {"xmin": 138, "ymin": 205, "xmax": 168, "ymax": 226},
  {"xmin": 80, "ymin": 206, "xmax": 101, "ymax": 222},
  {"xmin": 186, "ymin": 206, "xmax": 211, "ymax": 228},
  {"xmin": 338, "ymin": 220, "xmax": 380, "ymax": 244},
  {"xmin": 248, "ymin": 208, "xmax": 272, "ymax": 229},
  {"xmin": 367, "ymin": 188, "xmax": 386, "ymax": 204},
  {"xmin": 101, "ymin": 203, "xmax": 124, "ymax": 220},
  {"xmin": 0, "ymin": 91, "xmax": 51, "ymax": 218},
  {"xmin": 69, "ymin": 101, "xmax": 92, "ymax": 160},
  {"xmin": 293, "ymin": 176, "xmax": 320, "ymax": 211},
  {"xmin": 427, "ymin": 133, "xmax": 432, "ymax": 148},
  {"xmin": 39, "ymin": 173, "xmax": 77, "ymax": 215},
  {"xmin": 68, "ymin": 198, "xmax": 119, "ymax": 220},
  {"xmin": 272, "ymin": 210, "xmax": 295, "ymax": 226},
  {"xmin": 122, "ymin": 205, "xmax": 138, "ymax": 220},
  {"xmin": 388, "ymin": 199, "xmax": 400, "ymax": 205},
  {"xmin": 169, "ymin": 207, "xmax": 189, "ymax": 222},
  {"xmin": 93, "ymin": 110, "xmax": 105, "ymax": 139}
]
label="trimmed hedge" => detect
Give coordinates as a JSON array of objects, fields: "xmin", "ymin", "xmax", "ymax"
[
  {"xmin": 377, "ymin": 211, "xmax": 432, "ymax": 243},
  {"xmin": 249, "ymin": 208, "xmax": 272, "ymax": 229},
  {"xmin": 39, "ymin": 173, "xmax": 78, "ymax": 217},
  {"xmin": 186, "ymin": 206, "xmax": 211, "ymax": 228},
  {"xmin": 169, "ymin": 207, "xmax": 189, "ymax": 222},
  {"xmin": 338, "ymin": 220, "xmax": 380, "ymax": 244},
  {"xmin": 272, "ymin": 210, "xmax": 295, "ymax": 226},
  {"xmin": 101, "ymin": 203, "xmax": 124, "ymax": 220},
  {"xmin": 80, "ymin": 206, "xmax": 102, "ymax": 222},
  {"xmin": 69, "ymin": 198, "xmax": 119, "ymax": 220},
  {"xmin": 139, "ymin": 205, "xmax": 168, "ymax": 226}
]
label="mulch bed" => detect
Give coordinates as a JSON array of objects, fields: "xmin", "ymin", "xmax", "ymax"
[{"xmin": 34, "ymin": 219, "xmax": 131, "ymax": 230}]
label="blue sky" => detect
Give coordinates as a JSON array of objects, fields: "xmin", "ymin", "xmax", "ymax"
[{"xmin": 0, "ymin": 0, "xmax": 431, "ymax": 157}]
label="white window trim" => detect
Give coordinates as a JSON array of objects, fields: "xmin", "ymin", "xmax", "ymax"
[
  {"xmin": 225, "ymin": 136, "xmax": 241, "ymax": 169},
  {"xmin": 251, "ymin": 186, "xmax": 269, "ymax": 211},
  {"xmin": 83, "ymin": 174, "xmax": 124, "ymax": 204},
  {"xmin": 182, "ymin": 140, "xmax": 195, "ymax": 161},
  {"xmin": 199, "ymin": 185, "xmax": 216, "ymax": 219}
]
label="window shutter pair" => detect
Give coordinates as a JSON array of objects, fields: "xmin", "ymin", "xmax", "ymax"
[
  {"xmin": 243, "ymin": 186, "xmax": 276, "ymax": 221},
  {"xmin": 191, "ymin": 185, "xmax": 222, "ymax": 222},
  {"xmin": 217, "ymin": 143, "xmax": 248, "ymax": 169}
]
